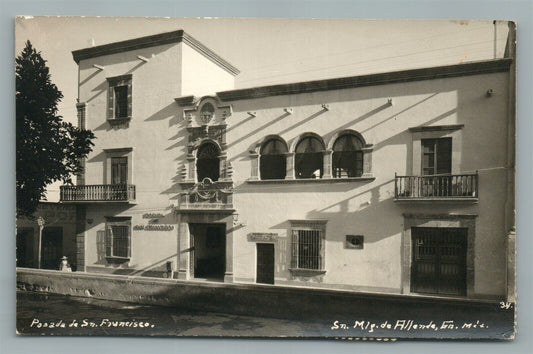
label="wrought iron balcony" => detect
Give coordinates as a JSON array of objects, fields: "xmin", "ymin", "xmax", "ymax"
[
  {"xmin": 60, "ymin": 184, "xmax": 136, "ymax": 203},
  {"xmin": 394, "ymin": 173, "xmax": 478, "ymax": 201}
]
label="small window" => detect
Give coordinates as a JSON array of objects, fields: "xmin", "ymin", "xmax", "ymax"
[
  {"xmin": 291, "ymin": 227, "xmax": 325, "ymax": 271},
  {"xmin": 260, "ymin": 138, "xmax": 287, "ymax": 180},
  {"xmin": 105, "ymin": 217, "xmax": 131, "ymax": 259},
  {"xmin": 107, "ymin": 75, "xmax": 132, "ymax": 121},
  {"xmin": 422, "ymin": 138, "xmax": 452, "ymax": 175},
  {"xmin": 295, "ymin": 136, "xmax": 324, "ymax": 179},
  {"xmin": 332, "ymin": 134, "xmax": 364, "ymax": 178},
  {"xmin": 111, "ymin": 157, "xmax": 128, "ymax": 184},
  {"xmin": 197, "ymin": 142, "xmax": 220, "ymax": 182}
]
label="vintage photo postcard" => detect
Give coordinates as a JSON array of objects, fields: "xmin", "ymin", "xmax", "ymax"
[{"xmin": 15, "ymin": 17, "xmax": 516, "ymax": 339}]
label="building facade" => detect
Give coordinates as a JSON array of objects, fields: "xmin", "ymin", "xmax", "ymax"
[
  {"xmin": 16, "ymin": 202, "xmax": 78, "ymax": 270},
  {"xmin": 60, "ymin": 29, "xmax": 515, "ymax": 300}
]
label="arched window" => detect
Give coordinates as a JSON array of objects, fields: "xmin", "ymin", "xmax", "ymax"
[
  {"xmin": 332, "ymin": 134, "xmax": 364, "ymax": 178},
  {"xmin": 197, "ymin": 142, "xmax": 220, "ymax": 181},
  {"xmin": 295, "ymin": 136, "xmax": 324, "ymax": 179},
  {"xmin": 260, "ymin": 138, "xmax": 287, "ymax": 180}
]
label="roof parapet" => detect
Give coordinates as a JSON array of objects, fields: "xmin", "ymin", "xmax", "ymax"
[{"xmin": 72, "ymin": 29, "xmax": 239, "ymax": 76}]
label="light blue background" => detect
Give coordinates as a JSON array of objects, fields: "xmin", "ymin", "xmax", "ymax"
[{"xmin": 1, "ymin": 1, "xmax": 531, "ymax": 353}]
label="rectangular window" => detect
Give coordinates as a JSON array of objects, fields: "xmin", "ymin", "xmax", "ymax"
[
  {"xmin": 105, "ymin": 217, "xmax": 131, "ymax": 258},
  {"xmin": 290, "ymin": 220, "xmax": 326, "ymax": 271},
  {"xmin": 114, "ymin": 86, "xmax": 129, "ymax": 118},
  {"xmin": 107, "ymin": 74, "xmax": 132, "ymax": 121},
  {"xmin": 292, "ymin": 230, "xmax": 322, "ymax": 270},
  {"xmin": 111, "ymin": 157, "xmax": 128, "ymax": 184},
  {"xmin": 422, "ymin": 138, "xmax": 452, "ymax": 175}
]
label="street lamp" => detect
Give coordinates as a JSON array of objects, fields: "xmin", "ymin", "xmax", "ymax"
[{"xmin": 36, "ymin": 216, "xmax": 45, "ymax": 269}]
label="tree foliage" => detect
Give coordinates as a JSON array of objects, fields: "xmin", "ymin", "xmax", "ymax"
[{"xmin": 16, "ymin": 41, "xmax": 95, "ymax": 217}]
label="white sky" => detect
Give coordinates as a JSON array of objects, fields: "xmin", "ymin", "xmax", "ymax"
[{"xmin": 15, "ymin": 17, "xmax": 510, "ymax": 200}]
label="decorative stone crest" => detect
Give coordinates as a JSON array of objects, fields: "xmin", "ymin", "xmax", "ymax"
[{"xmin": 186, "ymin": 178, "xmax": 233, "ymax": 203}]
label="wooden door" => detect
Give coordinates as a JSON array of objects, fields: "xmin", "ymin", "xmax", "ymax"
[
  {"xmin": 411, "ymin": 227, "xmax": 467, "ymax": 296},
  {"xmin": 16, "ymin": 228, "xmax": 34, "ymax": 268},
  {"xmin": 41, "ymin": 227, "xmax": 63, "ymax": 270},
  {"xmin": 256, "ymin": 243, "xmax": 274, "ymax": 284}
]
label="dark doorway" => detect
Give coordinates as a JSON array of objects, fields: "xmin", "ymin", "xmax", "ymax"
[
  {"xmin": 190, "ymin": 224, "xmax": 225, "ymax": 280},
  {"xmin": 41, "ymin": 227, "xmax": 63, "ymax": 270},
  {"xmin": 16, "ymin": 228, "xmax": 34, "ymax": 268},
  {"xmin": 256, "ymin": 243, "xmax": 275, "ymax": 284},
  {"xmin": 411, "ymin": 227, "xmax": 467, "ymax": 296}
]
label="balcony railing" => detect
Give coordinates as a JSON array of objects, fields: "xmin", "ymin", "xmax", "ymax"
[
  {"xmin": 395, "ymin": 173, "xmax": 478, "ymax": 200},
  {"xmin": 60, "ymin": 184, "xmax": 136, "ymax": 202}
]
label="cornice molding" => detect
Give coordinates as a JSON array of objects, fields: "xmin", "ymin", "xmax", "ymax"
[
  {"xmin": 217, "ymin": 59, "xmax": 512, "ymax": 101},
  {"xmin": 72, "ymin": 30, "xmax": 239, "ymax": 76},
  {"xmin": 408, "ymin": 124, "xmax": 465, "ymax": 133}
]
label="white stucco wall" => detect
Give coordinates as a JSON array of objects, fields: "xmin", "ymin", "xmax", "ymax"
[
  {"xmin": 226, "ymin": 72, "xmax": 510, "ymax": 296},
  {"xmin": 76, "ymin": 42, "xmax": 510, "ymax": 298},
  {"xmin": 77, "ymin": 41, "xmax": 237, "ymax": 274},
  {"xmin": 180, "ymin": 43, "xmax": 235, "ymax": 97}
]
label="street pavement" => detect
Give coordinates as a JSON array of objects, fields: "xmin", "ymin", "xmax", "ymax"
[{"xmin": 16, "ymin": 291, "xmax": 514, "ymax": 339}]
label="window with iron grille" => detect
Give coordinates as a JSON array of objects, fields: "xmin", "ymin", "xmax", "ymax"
[
  {"xmin": 105, "ymin": 217, "xmax": 131, "ymax": 259},
  {"xmin": 290, "ymin": 220, "xmax": 326, "ymax": 271}
]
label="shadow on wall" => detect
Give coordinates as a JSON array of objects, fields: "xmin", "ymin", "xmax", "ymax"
[
  {"xmin": 145, "ymin": 101, "xmax": 181, "ymax": 125},
  {"xmin": 226, "ymin": 112, "xmax": 291, "ymax": 150},
  {"xmin": 93, "ymin": 249, "xmax": 179, "ymax": 278},
  {"xmin": 227, "ymin": 92, "xmax": 455, "ymax": 165},
  {"xmin": 83, "ymin": 45, "xmax": 175, "ymax": 131},
  {"xmin": 95, "ymin": 208, "xmax": 176, "ymax": 269}
]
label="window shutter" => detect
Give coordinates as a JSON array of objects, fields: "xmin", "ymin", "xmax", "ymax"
[
  {"xmin": 436, "ymin": 138, "xmax": 452, "ymax": 174},
  {"xmin": 107, "ymin": 85, "xmax": 114, "ymax": 119},
  {"xmin": 126, "ymin": 229, "xmax": 131, "ymax": 258},
  {"xmin": 105, "ymin": 226, "xmax": 112, "ymax": 257},
  {"xmin": 127, "ymin": 81, "xmax": 133, "ymax": 118},
  {"xmin": 291, "ymin": 230, "xmax": 299, "ymax": 268}
]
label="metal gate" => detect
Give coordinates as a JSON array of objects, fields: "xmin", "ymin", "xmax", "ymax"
[{"xmin": 411, "ymin": 227, "xmax": 467, "ymax": 296}]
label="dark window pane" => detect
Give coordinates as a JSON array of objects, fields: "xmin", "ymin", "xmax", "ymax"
[
  {"xmin": 295, "ymin": 152, "xmax": 323, "ymax": 178},
  {"xmin": 295, "ymin": 137, "xmax": 324, "ymax": 178},
  {"xmin": 332, "ymin": 134, "xmax": 363, "ymax": 152},
  {"xmin": 333, "ymin": 151, "xmax": 363, "ymax": 177},
  {"xmin": 295, "ymin": 136, "xmax": 323, "ymax": 153},
  {"xmin": 332, "ymin": 135, "xmax": 364, "ymax": 177},
  {"xmin": 421, "ymin": 138, "xmax": 452, "ymax": 175},
  {"xmin": 114, "ymin": 86, "xmax": 129, "ymax": 118},
  {"xmin": 197, "ymin": 143, "xmax": 220, "ymax": 181},
  {"xmin": 111, "ymin": 157, "xmax": 127, "ymax": 184},
  {"xmin": 260, "ymin": 139, "xmax": 287, "ymax": 179},
  {"xmin": 261, "ymin": 139, "xmax": 287, "ymax": 155},
  {"xmin": 261, "ymin": 155, "xmax": 286, "ymax": 179},
  {"xmin": 436, "ymin": 138, "xmax": 452, "ymax": 174}
]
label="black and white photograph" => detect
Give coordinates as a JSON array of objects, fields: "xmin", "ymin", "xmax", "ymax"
[{"xmin": 15, "ymin": 17, "xmax": 516, "ymax": 340}]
